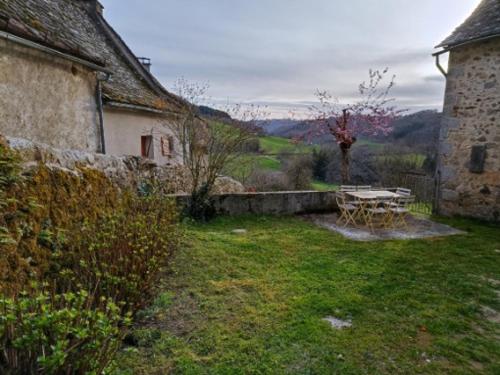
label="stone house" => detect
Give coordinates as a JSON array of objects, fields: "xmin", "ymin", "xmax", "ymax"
[
  {"xmin": 0, "ymin": 0, "xmax": 187, "ymax": 166},
  {"xmin": 434, "ymin": 0, "xmax": 500, "ymax": 221}
]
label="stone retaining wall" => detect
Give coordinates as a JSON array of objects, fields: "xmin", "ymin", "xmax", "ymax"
[
  {"xmin": 5, "ymin": 136, "xmax": 244, "ymax": 194},
  {"xmin": 171, "ymin": 191, "xmax": 338, "ymax": 216}
]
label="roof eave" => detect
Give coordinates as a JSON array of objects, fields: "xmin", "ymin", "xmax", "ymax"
[
  {"xmin": 0, "ymin": 30, "xmax": 112, "ymax": 74},
  {"xmin": 104, "ymin": 100, "xmax": 183, "ymax": 116},
  {"xmin": 434, "ymin": 33, "xmax": 500, "ymax": 55}
]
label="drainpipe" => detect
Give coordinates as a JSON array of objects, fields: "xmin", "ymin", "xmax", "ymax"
[
  {"xmin": 96, "ymin": 72, "xmax": 110, "ymax": 154},
  {"xmin": 432, "ymin": 50, "xmax": 448, "ymax": 78}
]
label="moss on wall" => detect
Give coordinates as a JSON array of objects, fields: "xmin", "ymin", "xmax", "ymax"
[{"xmin": 0, "ymin": 137, "xmax": 121, "ymax": 294}]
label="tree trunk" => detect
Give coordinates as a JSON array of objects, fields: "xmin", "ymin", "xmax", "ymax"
[{"xmin": 340, "ymin": 147, "xmax": 350, "ymax": 184}]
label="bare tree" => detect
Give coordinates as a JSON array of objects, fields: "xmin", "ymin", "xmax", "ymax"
[{"xmin": 170, "ymin": 79, "xmax": 265, "ymax": 220}]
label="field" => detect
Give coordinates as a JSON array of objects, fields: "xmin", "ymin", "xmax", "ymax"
[
  {"xmin": 117, "ymin": 216, "xmax": 500, "ymax": 374},
  {"xmin": 226, "ymin": 134, "xmax": 427, "ymax": 192},
  {"xmin": 259, "ymin": 136, "xmax": 315, "ymax": 155},
  {"xmin": 226, "ymin": 135, "xmax": 329, "ymax": 190},
  {"xmin": 311, "ymin": 180, "xmax": 338, "ymax": 191}
]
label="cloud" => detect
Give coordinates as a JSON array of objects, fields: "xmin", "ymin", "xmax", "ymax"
[
  {"xmin": 423, "ymin": 74, "xmax": 446, "ymax": 82},
  {"xmin": 101, "ymin": 0, "xmax": 479, "ymax": 117}
]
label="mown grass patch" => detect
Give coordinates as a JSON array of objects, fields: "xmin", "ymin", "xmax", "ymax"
[
  {"xmin": 117, "ymin": 215, "xmax": 500, "ymax": 374},
  {"xmin": 259, "ymin": 136, "xmax": 314, "ymax": 154},
  {"xmin": 311, "ymin": 180, "xmax": 338, "ymax": 191}
]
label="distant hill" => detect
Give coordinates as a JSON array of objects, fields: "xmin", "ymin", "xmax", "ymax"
[
  {"xmin": 197, "ymin": 105, "xmax": 232, "ymax": 120},
  {"xmin": 256, "ymin": 119, "xmax": 301, "ymax": 134},
  {"xmin": 259, "ymin": 110, "xmax": 442, "ymax": 151},
  {"xmin": 387, "ymin": 110, "xmax": 442, "ymax": 152}
]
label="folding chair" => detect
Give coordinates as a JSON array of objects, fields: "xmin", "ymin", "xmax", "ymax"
[
  {"xmin": 388, "ymin": 195, "xmax": 415, "ymax": 229},
  {"xmin": 356, "ymin": 185, "xmax": 372, "ymax": 191},
  {"xmin": 396, "ymin": 187, "xmax": 411, "ymax": 196},
  {"xmin": 382, "ymin": 196, "xmax": 398, "ymax": 228},
  {"xmin": 340, "ymin": 185, "xmax": 357, "ymax": 192},
  {"xmin": 365, "ymin": 198, "xmax": 388, "ymax": 232},
  {"xmin": 335, "ymin": 192, "xmax": 358, "ymax": 227}
]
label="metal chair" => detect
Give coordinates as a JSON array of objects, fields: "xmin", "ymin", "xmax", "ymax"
[
  {"xmin": 396, "ymin": 187, "xmax": 411, "ymax": 196},
  {"xmin": 364, "ymin": 198, "xmax": 388, "ymax": 232},
  {"xmin": 388, "ymin": 195, "xmax": 415, "ymax": 229},
  {"xmin": 340, "ymin": 185, "xmax": 357, "ymax": 192},
  {"xmin": 336, "ymin": 192, "xmax": 358, "ymax": 227},
  {"xmin": 356, "ymin": 185, "xmax": 372, "ymax": 191}
]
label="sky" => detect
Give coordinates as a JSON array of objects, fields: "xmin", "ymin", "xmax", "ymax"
[{"xmin": 101, "ymin": 0, "xmax": 482, "ymax": 118}]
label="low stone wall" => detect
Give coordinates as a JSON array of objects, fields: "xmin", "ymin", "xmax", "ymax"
[
  {"xmin": 5, "ymin": 136, "xmax": 244, "ymax": 194},
  {"xmin": 172, "ymin": 191, "xmax": 338, "ymax": 216}
]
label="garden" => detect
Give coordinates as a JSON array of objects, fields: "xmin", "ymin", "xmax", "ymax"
[
  {"xmin": 116, "ymin": 215, "xmax": 500, "ymax": 374},
  {"xmin": 1, "ymin": 136, "xmax": 499, "ymax": 374}
]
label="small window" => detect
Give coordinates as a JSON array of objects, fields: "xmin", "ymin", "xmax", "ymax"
[
  {"xmin": 469, "ymin": 145, "xmax": 486, "ymax": 173},
  {"xmin": 141, "ymin": 135, "xmax": 154, "ymax": 159},
  {"xmin": 161, "ymin": 136, "xmax": 175, "ymax": 157}
]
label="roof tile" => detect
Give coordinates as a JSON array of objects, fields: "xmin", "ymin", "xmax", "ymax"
[
  {"xmin": 437, "ymin": 0, "xmax": 500, "ymax": 49},
  {"xmin": 0, "ymin": 0, "xmax": 185, "ymax": 112}
]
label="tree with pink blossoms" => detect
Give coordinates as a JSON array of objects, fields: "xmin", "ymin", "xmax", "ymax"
[{"xmin": 310, "ymin": 68, "xmax": 404, "ymax": 183}]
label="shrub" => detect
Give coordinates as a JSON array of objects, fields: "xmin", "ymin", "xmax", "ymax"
[
  {"xmin": 55, "ymin": 193, "xmax": 180, "ymax": 314},
  {"xmin": 247, "ymin": 170, "xmax": 290, "ymax": 192},
  {"xmin": 311, "ymin": 148, "xmax": 331, "ymax": 182},
  {"xmin": 0, "ymin": 286, "xmax": 129, "ymax": 374},
  {"xmin": 237, "ymin": 138, "xmax": 260, "ymax": 153},
  {"xmin": 0, "ymin": 139, "xmax": 181, "ymax": 373},
  {"xmin": 283, "ymin": 154, "xmax": 313, "ymax": 190}
]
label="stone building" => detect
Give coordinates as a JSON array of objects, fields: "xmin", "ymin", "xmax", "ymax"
[
  {"xmin": 434, "ymin": 0, "xmax": 500, "ymax": 221},
  {"xmin": 0, "ymin": 0, "xmax": 187, "ymax": 165}
]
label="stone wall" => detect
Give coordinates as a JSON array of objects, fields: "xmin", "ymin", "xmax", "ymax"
[
  {"xmin": 436, "ymin": 37, "xmax": 500, "ymax": 221},
  {"xmin": 5, "ymin": 136, "xmax": 244, "ymax": 195},
  {"xmin": 0, "ymin": 38, "xmax": 101, "ymax": 152},
  {"xmin": 172, "ymin": 191, "xmax": 337, "ymax": 216}
]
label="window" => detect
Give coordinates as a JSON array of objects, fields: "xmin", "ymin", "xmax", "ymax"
[
  {"xmin": 161, "ymin": 136, "xmax": 175, "ymax": 157},
  {"xmin": 141, "ymin": 135, "xmax": 154, "ymax": 159}
]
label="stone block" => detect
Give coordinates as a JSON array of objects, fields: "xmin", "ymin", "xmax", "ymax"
[{"xmin": 441, "ymin": 189, "xmax": 459, "ymax": 201}]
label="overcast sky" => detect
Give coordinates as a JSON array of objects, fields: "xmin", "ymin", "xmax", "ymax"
[{"xmin": 101, "ymin": 0, "xmax": 481, "ymax": 118}]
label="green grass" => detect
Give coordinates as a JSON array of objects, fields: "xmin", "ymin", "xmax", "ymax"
[
  {"xmin": 355, "ymin": 138, "xmax": 386, "ymax": 150},
  {"xmin": 257, "ymin": 155, "xmax": 281, "ymax": 171},
  {"xmin": 259, "ymin": 136, "xmax": 314, "ymax": 154},
  {"xmin": 117, "ymin": 216, "xmax": 500, "ymax": 374},
  {"xmin": 224, "ymin": 136, "xmax": 310, "ymax": 180},
  {"xmin": 377, "ymin": 153, "xmax": 427, "ymax": 168},
  {"xmin": 311, "ymin": 180, "xmax": 338, "ymax": 191}
]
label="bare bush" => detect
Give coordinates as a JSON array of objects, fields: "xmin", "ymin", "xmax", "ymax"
[
  {"xmin": 170, "ymin": 79, "xmax": 265, "ymax": 220},
  {"xmin": 283, "ymin": 154, "xmax": 313, "ymax": 190},
  {"xmin": 247, "ymin": 170, "xmax": 290, "ymax": 192}
]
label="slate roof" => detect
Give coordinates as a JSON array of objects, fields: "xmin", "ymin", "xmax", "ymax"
[
  {"xmin": 0, "ymin": 0, "xmax": 186, "ymax": 113},
  {"xmin": 437, "ymin": 0, "xmax": 500, "ymax": 50}
]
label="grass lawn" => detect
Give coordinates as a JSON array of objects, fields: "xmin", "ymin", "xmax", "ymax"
[
  {"xmin": 355, "ymin": 138, "xmax": 386, "ymax": 150},
  {"xmin": 117, "ymin": 216, "xmax": 500, "ymax": 374},
  {"xmin": 256, "ymin": 155, "xmax": 281, "ymax": 171},
  {"xmin": 311, "ymin": 180, "xmax": 338, "ymax": 192},
  {"xmin": 259, "ymin": 136, "xmax": 314, "ymax": 154}
]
